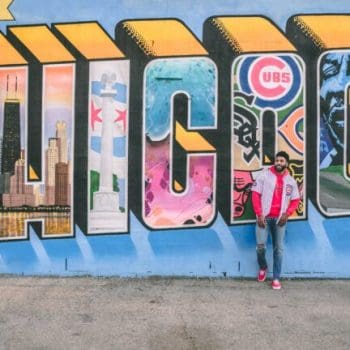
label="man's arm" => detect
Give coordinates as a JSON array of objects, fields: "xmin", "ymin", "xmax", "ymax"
[
  {"xmin": 278, "ymin": 181, "xmax": 300, "ymax": 226},
  {"xmin": 251, "ymin": 190, "xmax": 262, "ymax": 216},
  {"xmin": 286, "ymin": 198, "xmax": 300, "ymax": 216},
  {"xmin": 252, "ymin": 191, "xmax": 266, "ymax": 228}
]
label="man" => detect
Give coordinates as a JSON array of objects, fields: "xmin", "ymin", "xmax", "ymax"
[{"xmin": 251, "ymin": 151, "xmax": 300, "ymax": 290}]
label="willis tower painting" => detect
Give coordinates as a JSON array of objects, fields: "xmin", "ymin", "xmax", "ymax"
[
  {"xmin": 0, "ymin": 75, "xmax": 20, "ymax": 196},
  {"xmin": 1, "ymin": 75, "xmax": 20, "ymax": 175}
]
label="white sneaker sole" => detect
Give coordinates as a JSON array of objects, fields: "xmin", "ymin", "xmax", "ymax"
[{"xmin": 272, "ymin": 284, "xmax": 281, "ymax": 290}]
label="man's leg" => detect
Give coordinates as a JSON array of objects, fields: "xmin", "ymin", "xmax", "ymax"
[
  {"xmin": 270, "ymin": 219, "xmax": 286, "ymax": 280},
  {"xmin": 256, "ymin": 223, "xmax": 268, "ymax": 273}
]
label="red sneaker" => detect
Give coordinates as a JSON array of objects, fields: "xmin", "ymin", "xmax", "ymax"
[
  {"xmin": 257, "ymin": 268, "xmax": 267, "ymax": 282},
  {"xmin": 271, "ymin": 279, "xmax": 282, "ymax": 290}
]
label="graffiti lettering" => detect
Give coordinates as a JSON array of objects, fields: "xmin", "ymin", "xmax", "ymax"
[
  {"xmin": 142, "ymin": 58, "xmax": 217, "ymax": 229},
  {"xmin": 2, "ymin": 14, "xmax": 350, "ymax": 243},
  {"xmin": 232, "ymin": 54, "xmax": 305, "ymax": 223}
]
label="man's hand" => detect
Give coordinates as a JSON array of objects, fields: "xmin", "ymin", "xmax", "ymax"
[
  {"xmin": 257, "ymin": 215, "xmax": 266, "ymax": 228},
  {"xmin": 278, "ymin": 213, "xmax": 288, "ymax": 226}
]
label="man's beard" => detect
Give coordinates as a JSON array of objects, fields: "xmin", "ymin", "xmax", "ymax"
[{"xmin": 274, "ymin": 164, "xmax": 287, "ymax": 173}]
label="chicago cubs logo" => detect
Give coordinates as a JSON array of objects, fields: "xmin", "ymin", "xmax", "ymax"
[
  {"xmin": 250, "ymin": 57, "xmax": 292, "ymax": 99},
  {"xmin": 237, "ymin": 55, "xmax": 302, "ymax": 109}
]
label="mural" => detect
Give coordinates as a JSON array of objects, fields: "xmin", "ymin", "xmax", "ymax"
[
  {"xmin": 88, "ymin": 60, "xmax": 129, "ymax": 233},
  {"xmin": 232, "ymin": 54, "xmax": 305, "ymax": 222},
  {"xmin": 0, "ymin": 1, "xmax": 350, "ymax": 277},
  {"xmin": 42, "ymin": 64, "xmax": 74, "ymax": 236},
  {"xmin": 143, "ymin": 58, "xmax": 216, "ymax": 229},
  {"xmin": 0, "ymin": 63, "xmax": 74, "ymax": 239},
  {"xmin": 0, "ymin": 66, "xmax": 28, "ymax": 238},
  {"xmin": 318, "ymin": 52, "xmax": 350, "ymax": 215},
  {"xmin": 286, "ymin": 15, "xmax": 350, "ymax": 217}
]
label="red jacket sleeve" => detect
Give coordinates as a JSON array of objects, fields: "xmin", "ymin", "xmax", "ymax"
[
  {"xmin": 286, "ymin": 198, "xmax": 300, "ymax": 216},
  {"xmin": 251, "ymin": 191, "xmax": 262, "ymax": 216}
]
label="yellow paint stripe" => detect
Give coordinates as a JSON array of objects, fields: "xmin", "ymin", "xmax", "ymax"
[
  {"xmin": 294, "ymin": 15, "xmax": 350, "ymax": 49},
  {"xmin": 0, "ymin": 0, "xmax": 13, "ymax": 20},
  {"xmin": 29, "ymin": 165, "xmax": 39, "ymax": 180},
  {"xmin": 211, "ymin": 17, "xmax": 296, "ymax": 52},
  {"xmin": 122, "ymin": 19, "xmax": 207, "ymax": 56},
  {"xmin": 264, "ymin": 155, "xmax": 272, "ymax": 164},
  {"xmin": 175, "ymin": 122, "xmax": 215, "ymax": 152},
  {"xmin": 8, "ymin": 25, "xmax": 75, "ymax": 63},
  {"xmin": 53, "ymin": 22, "xmax": 124, "ymax": 59},
  {"xmin": 173, "ymin": 180, "xmax": 184, "ymax": 192},
  {"xmin": 0, "ymin": 32, "xmax": 27, "ymax": 65}
]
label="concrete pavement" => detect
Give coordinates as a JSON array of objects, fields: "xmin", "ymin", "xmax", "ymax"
[{"xmin": 0, "ymin": 277, "xmax": 349, "ymax": 350}]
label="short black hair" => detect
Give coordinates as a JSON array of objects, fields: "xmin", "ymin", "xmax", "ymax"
[{"xmin": 275, "ymin": 151, "xmax": 289, "ymax": 163}]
